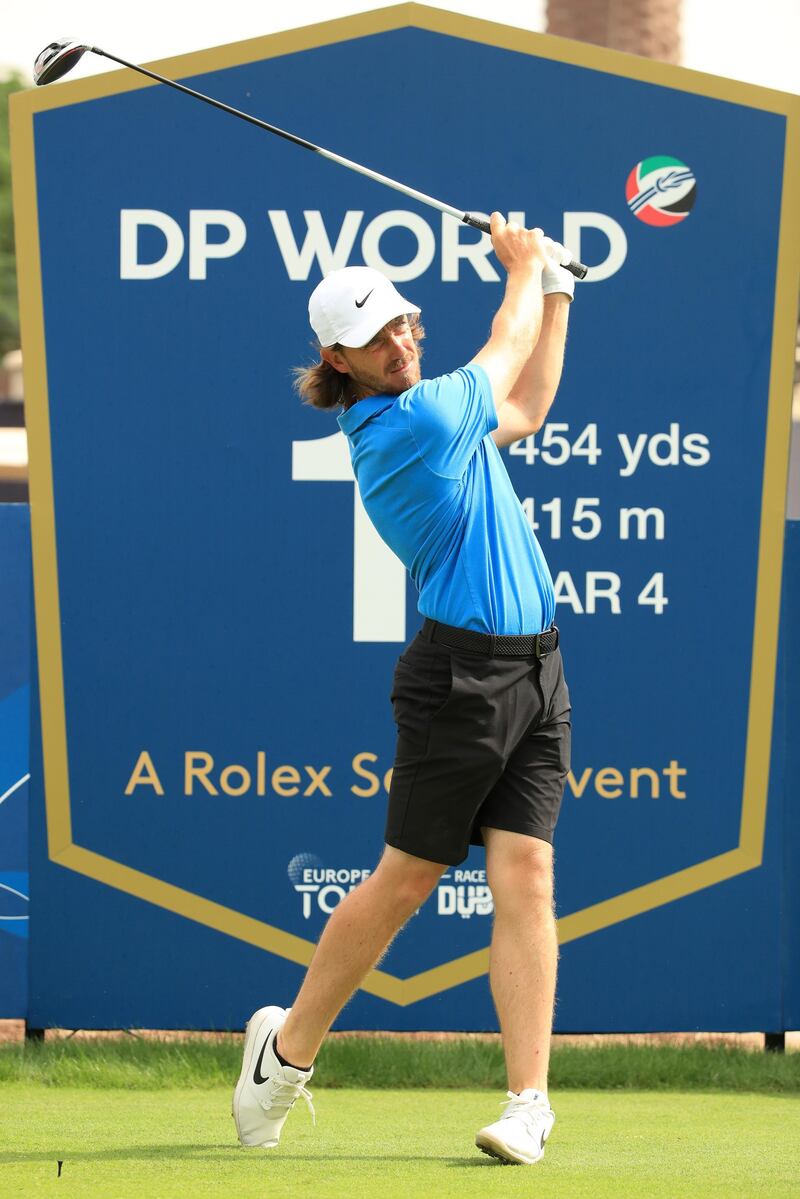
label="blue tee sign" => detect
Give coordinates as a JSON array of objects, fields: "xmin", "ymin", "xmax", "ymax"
[{"xmin": 11, "ymin": 6, "xmax": 799, "ymax": 1030}]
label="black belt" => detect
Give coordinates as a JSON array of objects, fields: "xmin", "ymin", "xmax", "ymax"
[{"xmin": 421, "ymin": 618, "xmax": 559, "ymax": 659}]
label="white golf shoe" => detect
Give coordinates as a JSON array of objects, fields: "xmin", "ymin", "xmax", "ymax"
[
  {"xmin": 475, "ymin": 1088, "xmax": 555, "ymax": 1164},
  {"xmin": 232, "ymin": 1005, "xmax": 315, "ymax": 1149}
]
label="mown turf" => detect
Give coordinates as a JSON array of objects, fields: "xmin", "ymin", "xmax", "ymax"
[
  {"xmin": 0, "ymin": 1036, "xmax": 798, "ymax": 1092},
  {"xmin": 1, "ymin": 1087, "xmax": 799, "ymax": 1198}
]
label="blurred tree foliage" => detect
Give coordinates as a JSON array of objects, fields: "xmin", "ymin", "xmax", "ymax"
[{"xmin": 1, "ymin": 73, "xmax": 27, "ymax": 357}]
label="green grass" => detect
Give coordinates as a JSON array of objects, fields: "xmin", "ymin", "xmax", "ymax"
[
  {"xmin": 0, "ymin": 1036, "xmax": 798, "ymax": 1092},
  {"xmin": 1, "ymin": 1087, "xmax": 799, "ymax": 1198}
]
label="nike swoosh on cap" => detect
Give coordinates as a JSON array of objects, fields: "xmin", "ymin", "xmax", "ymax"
[{"xmin": 355, "ymin": 290, "xmax": 374, "ymax": 308}]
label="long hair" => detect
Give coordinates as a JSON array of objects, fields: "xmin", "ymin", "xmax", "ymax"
[{"xmin": 292, "ymin": 317, "xmax": 425, "ymax": 412}]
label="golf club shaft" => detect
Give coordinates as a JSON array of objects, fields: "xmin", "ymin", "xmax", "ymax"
[
  {"xmin": 90, "ymin": 47, "xmax": 587, "ymax": 278},
  {"xmin": 94, "ymin": 48, "xmax": 475, "ymax": 225}
]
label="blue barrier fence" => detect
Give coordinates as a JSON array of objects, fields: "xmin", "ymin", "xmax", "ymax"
[{"xmin": 0, "ymin": 504, "xmax": 30, "ymax": 1018}]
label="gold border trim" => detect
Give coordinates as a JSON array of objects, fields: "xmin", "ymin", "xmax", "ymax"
[{"xmin": 11, "ymin": 5, "xmax": 800, "ymax": 1006}]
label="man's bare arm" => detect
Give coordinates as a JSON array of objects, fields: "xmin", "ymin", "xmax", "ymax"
[
  {"xmin": 470, "ymin": 213, "xmax": 548, "ymax": 414},
  {"xmin": 490, "ymin": 293, "xmax": 570, "ymax": 450}
]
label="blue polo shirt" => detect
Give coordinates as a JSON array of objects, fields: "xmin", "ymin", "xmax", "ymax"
[{"xmin": 337, "ymin": 364, "xmax": 556, "ymax": 635}]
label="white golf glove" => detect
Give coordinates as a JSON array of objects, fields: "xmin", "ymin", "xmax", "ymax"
[{"xmin": 541, "ymin": 237, "xmax": 575, "ymax": 301}]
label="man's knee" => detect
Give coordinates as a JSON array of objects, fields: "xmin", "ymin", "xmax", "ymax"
[
  {"xmin": 484, "ymin": 830, "xmax": 554, "ymax": 913},
  {"xmin": 372, "ymin": 844, "xmax": 447, "ymax": 909}
]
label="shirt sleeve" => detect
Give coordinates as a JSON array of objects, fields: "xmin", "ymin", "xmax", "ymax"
[{"xmin": 404, "ymin": 364, "xmax": 498, "ymax": 479}]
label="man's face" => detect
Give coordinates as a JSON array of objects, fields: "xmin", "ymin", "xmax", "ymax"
[{"xmin": 322, "ymin": 316, "xmax": 421, "ymax": 400}]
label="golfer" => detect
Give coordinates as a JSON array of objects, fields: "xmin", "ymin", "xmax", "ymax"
[{"xmin": 233, "ymin": 212, "xmax": 574, "ymax": 1165}]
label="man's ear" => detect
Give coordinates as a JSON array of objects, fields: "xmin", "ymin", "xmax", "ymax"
[{"xmin": 321, "ymin": 346, "xmax": 351, "ymax": 376}]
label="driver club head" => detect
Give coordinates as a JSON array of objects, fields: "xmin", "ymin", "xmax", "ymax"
[{"xmin": 34, "ymin": 39, "xmax": 91, "ymax": 86}]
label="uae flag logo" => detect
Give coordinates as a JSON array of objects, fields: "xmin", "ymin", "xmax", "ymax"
[{"xmin": 626, "ymin": 156, "xmax": 697, "ymax": 226}]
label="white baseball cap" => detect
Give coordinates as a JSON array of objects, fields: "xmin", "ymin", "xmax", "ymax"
[{"xmin": 308, "ymin": 267, "xmax": 420, "ymax": 348}]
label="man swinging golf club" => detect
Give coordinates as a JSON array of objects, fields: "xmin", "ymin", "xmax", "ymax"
[{"xmin": 233, "ymin": 212, "xmax": 574, "ymax": 1166}]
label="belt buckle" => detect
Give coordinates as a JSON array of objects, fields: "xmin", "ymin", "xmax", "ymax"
[{"xmin": 533, "ymin": 632, "xmax": 542, "ymax": 658}]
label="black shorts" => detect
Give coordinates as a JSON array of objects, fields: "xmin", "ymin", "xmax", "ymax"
[{"xmin": 386, "ymin": 622, "xmax": 571, "ymax": 866}]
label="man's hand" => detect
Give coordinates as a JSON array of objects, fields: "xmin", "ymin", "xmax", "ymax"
[
  {"xmin": 489, "ymin": 212, "xmax": 549, "ymax": 279},
  {"xmin": 540, "ymin": 236, "xmax": 576, "ymax": 301}
]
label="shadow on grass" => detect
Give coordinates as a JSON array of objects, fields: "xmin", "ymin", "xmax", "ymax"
[
  {"xmin": 0, "ymin": 1146, "xmax": 496, "ymax": 1167},
  {"xmin": 0, "ymin": 1146, "xmax": 231, "ymax": 1163}
]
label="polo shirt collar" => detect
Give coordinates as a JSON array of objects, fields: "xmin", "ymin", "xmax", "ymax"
[{"xmin": 338, "ymin": 395, "xmax": 396, "ymax": 434}]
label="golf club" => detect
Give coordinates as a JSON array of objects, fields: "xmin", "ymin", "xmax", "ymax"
[{"xmin": 33, "ymin": 38, "xmax": 589, "ymax": 279}]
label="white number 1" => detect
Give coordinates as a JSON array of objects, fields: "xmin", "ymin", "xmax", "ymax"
[{"xmin": 291, "ymin": 432, "xmax": 407, "ymax": 642}]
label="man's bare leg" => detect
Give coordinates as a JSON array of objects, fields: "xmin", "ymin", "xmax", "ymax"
[
  {"xmin": 483, "ymin": 828, "xmax": 557, "ymax": 1094},
  {"xmin": 278, "ymin": 845, "xmax": 446, "ymax": 1067}
]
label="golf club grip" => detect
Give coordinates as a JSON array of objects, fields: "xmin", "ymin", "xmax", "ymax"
[{"xmin": 462, "ymin": 214, "xmax": 588, "ymax": 280}]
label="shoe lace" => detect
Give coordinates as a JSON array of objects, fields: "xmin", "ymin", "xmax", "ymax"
[
  {"xmin": 261, "ymin": 1077, "xmax": 316, "ymax": 1126},
  {"xmin": 499, "ymin": 1091, "xmax": 550, "ymax": 1133}
]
